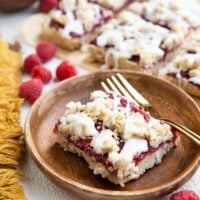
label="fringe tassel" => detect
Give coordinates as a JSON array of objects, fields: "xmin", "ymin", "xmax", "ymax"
[
  {"xmin": 0, "ymin": 138, "xmax": 23, "ymax": 167},
  {"xmin": 0, "ymin": 38, "xmax": 25, "ymax": 200},
  {"xmin": 0, "ymin": 169, "xmax": 25, "ymax": 200}
]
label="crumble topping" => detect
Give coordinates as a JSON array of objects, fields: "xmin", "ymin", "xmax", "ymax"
[
  {"xmin": 58, "ymin": 91, "xmax": 173, "ymax": 149},
  {"xmin": 92, "ymin": 11, "xmax": 173, "ymax": 69},
  {"xmin": 109, "ymin": 138, "xmax": 148, "ymax": 164},
  {"xmin": 91, "ymin": 129, "xmax": 119, "ymax": 154},
  {"xmin": 49, "ymin": 0, "xmax": 113, "ymax": 38},
  {"xmin": 58, "ymin": 112, "xmax": 98, "ymax": 139},
  {"xmin": 128, "ymin": 0, "xmax": 200, "ymax": 33}
]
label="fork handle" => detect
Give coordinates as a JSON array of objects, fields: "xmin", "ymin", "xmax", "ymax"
[{"xmin": 161, "ymin": 119, "xmax": 200, "ymax": 146}]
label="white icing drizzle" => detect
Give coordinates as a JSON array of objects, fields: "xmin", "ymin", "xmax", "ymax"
[
  {"xmin": 109, "ymin": 138, "xmax": 148, "ymax": 164},
  {"xmin": 158, "ymin": 63, "xmax": 179, "ymax": 76},
  {"xmin": 60, "ymin": 19, "xmax": 84, "ymax": 37},
  {"xmin": 54, "ymin": 8, "xmax": 84, "ymax": 37},
  {"xmin": 120, "ymin": 138, "xmax": 148, "ymax": 163},
  {"xmin": 91, "ymin": 129, "xmax": 119, "ymax": 154},
  {"xmin": 95, "ymin": 11, "xmax": 169, "ymax": 69},
  {"xmin": 122, "ymin": 113, "xmax": 147, "ymax": 140},
  {"xmin": 91, "ymin": 90, "xmax": 108, "ymax": 100},
  {"xmin": 189, "ymin": 76, "xmax": 200, "ymax": 85},
  {"xmin": 91, "ymin": 0, "xmax": 126, "ymax": 10},
  {"xmin": 60, "ymin": 112, "xmax": 98, "ymax": 137}
]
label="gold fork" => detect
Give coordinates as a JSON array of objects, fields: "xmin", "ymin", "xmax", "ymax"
[{"xmin": 101, "ymin": 73, "xmax": 200, "ymax": 146}]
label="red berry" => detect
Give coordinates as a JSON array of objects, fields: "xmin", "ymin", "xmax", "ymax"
[
  {"xmin": 36, "ymin": 42, "xmax": 57, "ymax": 63},
  {"xmin": 39, "ymin": 0, "xmax": 58, "ymax": 13},
  {"xmin": 31, "ymin": 65, "xmax": 52, "ymax": 84},
  {"xmin": 19, "ymin": 79, "xmax": 43, "ymax": 104},
  {"xmin": 56, "ymin": 60, "xmax": 77, "ymax": 81},
  {"xmin": 170, "ymin": 190, "xmax": 200, "ymax": 200},
  {"xmin": 24, "ymin": 54, "xmax": 42, "ymax": 73}
]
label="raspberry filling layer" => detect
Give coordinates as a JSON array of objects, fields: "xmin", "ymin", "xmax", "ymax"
[
  {"xmin": 59, "ymin": 128, "xmax": 178, "ymax": 174},
  {"xmin": 55, "ymin": 94, "xmax": 178, "ymax": 174},
  {"xmin": 168, "ymin": 70, "xmax": 190, "ymax": 79}
]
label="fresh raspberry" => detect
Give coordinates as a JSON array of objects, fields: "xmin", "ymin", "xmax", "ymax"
[
  {"xmin": 56, "ymin": 60, "xmax": 77, "ymax": 81},
  {"xmin": 31, "ymin": 65, "xmax": 52, "ymax": 84},
  {"xmin": 170, "ymin": 190, "xmax": 200, "ymax": 200},
  {"xmin": 39, "ymin": 0, "xmax": 58, "ymax": 13},
  {"xmin": 24, "ymin": 54, "xmax": 42, "ymax": 73},
  {"xmin": 36, "ymin": 42, "xmax": 57, "ymax": 63},
  {"xmin": 19, "ymin": 79, "xmax": 43, "ymax": 104}
]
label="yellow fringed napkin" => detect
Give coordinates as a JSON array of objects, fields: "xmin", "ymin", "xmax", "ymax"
[{"xmin": 0, "ymin": 38, "xmax": 25, "ymax": 200}]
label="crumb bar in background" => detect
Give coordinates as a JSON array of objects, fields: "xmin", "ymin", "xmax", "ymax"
[
  {"xmin": 41, "ymin": 0, "xmax": 114, "ymax": 50},
  {"xmin": 88, "ymin": 11, "xmax": 182, "ymax": 71}
]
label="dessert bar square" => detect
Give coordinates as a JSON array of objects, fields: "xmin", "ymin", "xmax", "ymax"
[
  {"xmin": 41, "ymin": 0, "xmax": 113, "ymax": 50},
  {"xmin": 54, "ymin": 91, "xmax": 179, "ymax": 186},
  {"xmin": 88, "ymin": 11, "xmax": 182, "ymax": 71}
]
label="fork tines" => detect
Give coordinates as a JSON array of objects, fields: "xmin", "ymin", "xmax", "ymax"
[
  {"xmin": 101, "ymin": 73, "xmax": 151, "ymax": 108},
  {"xmin": 101, "ymin": 73, "xmax": 200, "ymax": 146}
]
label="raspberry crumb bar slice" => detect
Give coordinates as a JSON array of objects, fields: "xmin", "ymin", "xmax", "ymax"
[
  {"xmin": 41, "ymin": 0, "xmax": 113, "ymax": 50},
  {"xmin": 88, "ymin": 11, "xmax": 181, "ymax": 71},
  {"xmin": 54, "ymin": 91, "xmax": 179, "ymax": 186}
]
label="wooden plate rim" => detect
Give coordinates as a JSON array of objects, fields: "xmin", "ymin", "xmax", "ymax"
[{"xmin": 25, "ymin": 70, "xmax": 200, "ymax": 197}]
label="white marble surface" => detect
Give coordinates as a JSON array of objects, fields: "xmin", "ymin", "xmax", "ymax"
[{"xmin": 0, "ymin": 4, "xmax": 199, "ymax": 200}]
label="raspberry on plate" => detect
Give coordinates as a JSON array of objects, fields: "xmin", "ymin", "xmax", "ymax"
[
  {"xmin": 56, "ymin": 60, "xmax": 77, "ymax": 81},
  {"xmin": 170, "ymin": 190, "xmax": 200, "ymax": 200},
  {"xmin": 24, "ymin": 54, "xmax": 42, "ymax": 73},
  {"xmin": 19, "ymin": 79, "xmax": 43, "ymax": 104},
  {"xmin": 39, "ymin": 0, "xmax": 58, "ymax": 13},
  {"xmin": 31, "ymin": 65, "xmax": 52, "ymax": 84},
  {"xmin": 36, "ymin": 42, "xmax": 57, "ymax": 63}
]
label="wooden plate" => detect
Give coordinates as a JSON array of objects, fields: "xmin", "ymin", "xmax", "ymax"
[{"xmin": 25, "ymin": 71, "xmax": 200, "ymax": 200}]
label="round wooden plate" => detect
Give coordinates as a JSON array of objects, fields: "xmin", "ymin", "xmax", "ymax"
[{"xmin": 25, "ymin": 71, "xmax": 200, "ymax": 200}]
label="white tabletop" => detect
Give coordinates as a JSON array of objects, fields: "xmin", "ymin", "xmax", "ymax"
[{"xmin": 0, "ymin": 4, "xmax": 199, "ymax": 200}]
